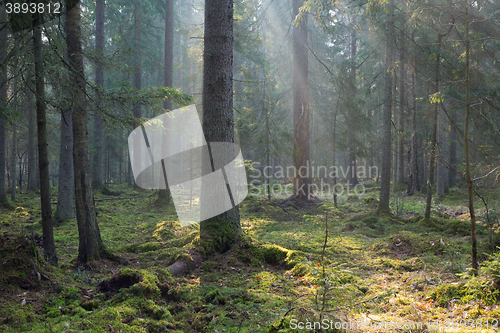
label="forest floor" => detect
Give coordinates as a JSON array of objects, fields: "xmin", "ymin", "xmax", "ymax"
[{"xmin": 1, "ymin": 182, "xmax": 500, "ymax": 332}]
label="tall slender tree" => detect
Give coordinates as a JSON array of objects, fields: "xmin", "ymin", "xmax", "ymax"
[
  {"xmin": 158, "ymin": 0, "xmax": 174, "ymax": 204},
  {"xmin": 0, "ymin": 5, "xmax": 7, "ymax": 202},
  {"xmin": 34, "ymin": 13, "xmax": 57, "ymax": 265},
  {"xmin": 407, "ymin": 35, "xmax": 419, "ymax": 195},
  {"xmin": 292, "ymin": 0, "xmax": 311, "ymax": 200},
  {"xmin": 92, "ymin": 0, "xmax": 105, "ymax": 190},
  {"xmin": 464, "ymin": 1, "xmax": 477, "ymax": 271},
  {"xmin": 397, "ymin": 25, "xmax": 405, "ymax": 186},
  {"xmin": 378, "ymin": 0, "xmax": 395, "ymax": 214}
]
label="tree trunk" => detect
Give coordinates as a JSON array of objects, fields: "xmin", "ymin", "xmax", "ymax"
[
  {"xmin": 0, "ymin": 7, "xmax": 7, "ymax": 202},
  {"xmin": 292, "ymin": 0, "xmax": 311, "ymax": 200},
  {"xmin": 464, "ymin": 3, "xmax": 477, "ymax": 271},
  {"xmin": 34, "ymin": 13, "xmax": 57, "ymax": 265},
  {"xmin": 57, "ymin": 108, "xmax": 75, "ymax": 221},
  {"xmin": 437, "ymin": 103, "xmax": 448, "ymax": 196},
  {"xmin": 348, "ymin": 23, "xmax": 358, "ymax": 187},
  {"xmin": 449, "ymin": 109, "xmax": 457, "ymax": 187},
  {"xmin": 201, "ymin": 0, "xmax": 241, "ymax": 253},
  {"xmin": 67, "ymin": 1, "xmax": 108, "ymax": 263},
  {"xmin": 158, "ymin": 0, "xmax": 174, "ymax": 204},
  {"xmin": 378, "ymin": 0, "xmax": 395, "ymax": 214},
  {"xmin": 175, "ymin": 0, "xmax": 183, "ymax": 90},
  {"xmin": 425, "ymin": 33, "xmax": 443, "ymax": 220},
  {"xmin": 131, "ymin": 2, "xmax": 143, "ymax": 191},
  {"xmin": 397, "ymin": 26, "xmax": 405, "ymax": 186},
  {"xmin": 11, "ymin": 126, "xmax": 16, "ymax": 201},
  {"xmin": 10, "ymin": 61, "xmax": 18, "ymax": 201},
  {"xmin": 27, "ymin": 65, "xmax": 37, "ymax": 191},
  {"xmin": 407, "ymin": 42, "xmax": 419, "ymax": 195},
  {"xmin": 92, "ymin": 0, "xmax": 105, "ymax": 190}
]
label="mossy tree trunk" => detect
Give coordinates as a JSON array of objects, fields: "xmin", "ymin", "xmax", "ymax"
[{"xmin": 201, "ymin": 0, "xmax": 241, "ymax": 253}]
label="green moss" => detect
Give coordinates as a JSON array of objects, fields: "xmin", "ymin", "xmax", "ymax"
[
  {"xmin": 120, "ymin": 268, "xmax": 141, "ymax": 281},
  {"xmin": 257, "ymin": 244, "xmax": 288, "ymax": 264},
  {"xmin": 429, "ymin": 282, "xmax": 465, "ymax": 307},
  {"xmin": 80, "ymin": 299, "xmax": 100, "ymax": 311},
  {"xmin": 290, "ymin": 262, "xmax": 310, "ymax": 276},
  {"xmin": 142, "ymin": 299, "xmax": 170, "ymax": 320},
  {"xmin": 136, "ymin": 242, "xmax": 161, "ymax": 253},
  {"xmin": 198, "ymin": 213, "xmax": 241, "ymax": 254},
  {"xmin": 136, "ymin": 269, "xmax": 160, "ymax": 297},
  {"xmin": 398, "ymin": 257, "xmax": 425, "ymax": 272},
  {"xmin": 285, "ymin": 250, "xmax": 307, "ymax": 268}
]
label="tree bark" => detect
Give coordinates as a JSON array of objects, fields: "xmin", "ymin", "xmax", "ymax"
[
  {"xmin": 0, "ymin": 7, "xmax": 7, "ymax": 201},
  {"xmin": 27, "ymin": 65, "xmax": 37, "ymax": 191},
  {"xmin": 464, "ymin": 2, "xmax": 477, "ymax": 271},
  {"xmin": 57, "ymin": 108, "xmax": 75, "ymax": 221},
  {"xmin": 407, "ymin": 41, "xmax": 419, "ymax": 195},
  {"xmin": 34, "ymin": 13, "xmax": 57, "ymax": 265},
  {"xmin": 292, "ymin": 0, "xmax": 311, "ymax": 200},
  {"xmin": 425, "ymin": 32, "xmax": 445, "ymax": 220},
  {"xmin": 201, "ymin": 0, "xmax": 241, "ymax": 253},
  {"xmin": 378, "ymin": 0, "xmax": 395, "ymax": 214},
  {"xmin": 158, "ymin": 0, "xmax": 174, "ymax": 204},
  {"xmin": 449, "ymin": 109, "xmax": 457, "ymax": 187},
  {"xmin": 67, "ymin": 1, "xmax": 108, "ymax": 263},
  {"xmin": 348, "ymin": 22, "xmax": 358, "ymax": 187},
  {"xmin": 397, "ymin": 26, "xmax": 405, "ymax": 186},
  {"xmin": 92, "ymin": 0, "xmax": 105, "ymax": 190},
  {"xmin": 10, "ymin": 126, "xmax": 16, "ymax": 201}
]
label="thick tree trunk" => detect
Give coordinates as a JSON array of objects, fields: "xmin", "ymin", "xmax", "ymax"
[
  {"xmin": 67, "ymin": 1, "xmax": 108, "ymax": 263},
  {"xmin": 200, "ymin": 0, "xmax": 241, "ymax": 253},
  {"xmin": 158, "ymin": 0, "xmax": 174, "ymax": 204},
  {"xmin": 378, "ymin": 0, "xmax": 395, "ymax": 214},
  {"xmin": 92, "ymin": 0, "xmax": 105, "ymax": 190},
  {"xmin": 34, "ymin": 13, "xmax": 57, "ymax": 265},
  {"xmin": 292, "ymin": 0, "xmax": 311, "ymax": 200}
]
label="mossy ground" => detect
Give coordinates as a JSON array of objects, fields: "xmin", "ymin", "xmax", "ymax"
[{"xmin": 1, "ymin": 182, "xmax": 500, "ymax": 332}]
